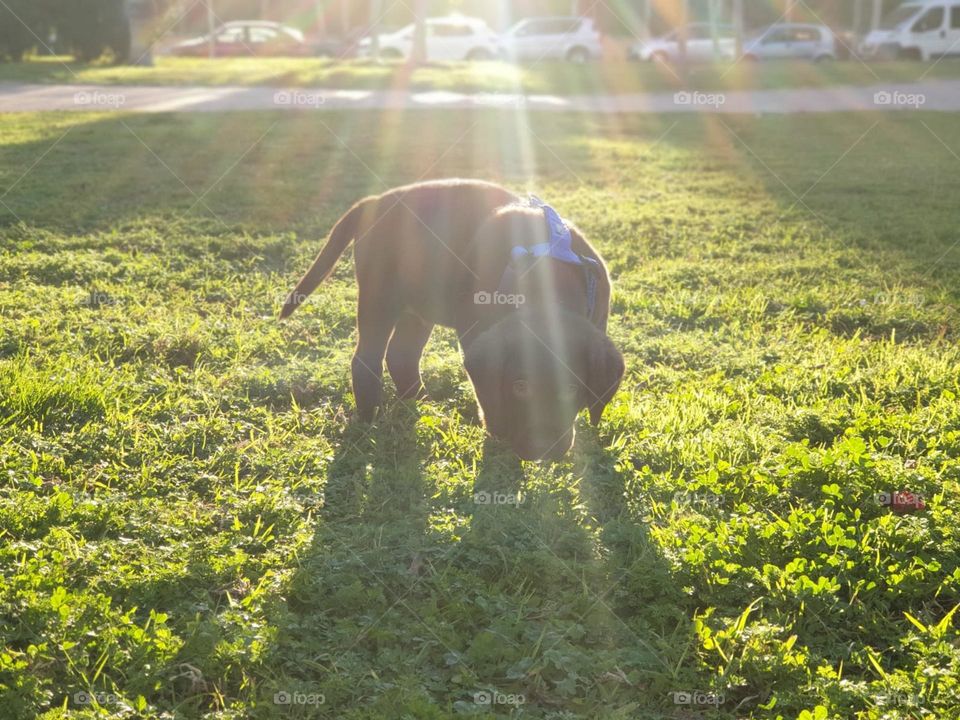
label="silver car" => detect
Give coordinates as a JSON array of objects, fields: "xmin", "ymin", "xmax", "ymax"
[
  {"xmin": 742, "ymin": 24, "xmax": 836, "ymax": 62},
  {"xmin": 630, "ymin": 24, "xmax": 737, "ymax": 63},
  {"xmin": 500, "ymin": 16, "xmax": 602, "ymax": 63}
]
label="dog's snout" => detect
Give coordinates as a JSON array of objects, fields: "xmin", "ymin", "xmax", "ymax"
[{"xmin": 514, "ymin": 428, "xmax": 574, "ymax": 462}]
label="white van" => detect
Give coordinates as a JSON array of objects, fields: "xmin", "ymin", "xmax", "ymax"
[{"xmin": 861, "ymin": 1, "xmax": 960, "ymax": 60}]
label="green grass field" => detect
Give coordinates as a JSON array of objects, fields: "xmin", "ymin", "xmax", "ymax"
[
  {"xmin": 1, "ymin": 108, "xmax": 959, "ymax": 719},
  {"xmin": 3, "ymin": 55, "xmax": 960, "ymax": 94}
]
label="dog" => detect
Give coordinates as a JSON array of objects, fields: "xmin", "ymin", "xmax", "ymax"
[{"xmin": 280, "ymin": 179, "xmax": 624, "ymax": 461}]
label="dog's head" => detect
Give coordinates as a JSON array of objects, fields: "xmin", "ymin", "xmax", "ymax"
[{"xmin": 463, "ymin": 309, "xmax": 624, "ymax": 461}]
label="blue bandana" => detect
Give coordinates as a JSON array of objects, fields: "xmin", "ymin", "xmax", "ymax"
[
  {"xmin": 497, "ymin": 195, "xmax": 599, "ymax": 319},
  {"xmin": 509, "ymin": 195, "xmax": 583, "ymax": 266}
]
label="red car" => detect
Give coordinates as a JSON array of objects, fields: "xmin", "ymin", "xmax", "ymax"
[{"xmin": 168, "ymin": 21, "xmax": 311, "ymax": 57}]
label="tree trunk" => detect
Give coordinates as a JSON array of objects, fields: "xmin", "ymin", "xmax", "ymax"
[
  {"xmin": 641, "ymin": 0, "xmax": 652, "ymax": 40},
  {"xmin": 370, "ymin": 0, "xmax": 381, "ymax": 57},
  {"xmin": 732, "ymin": 0, "xmax": 744, "ymax": 57},
  {"xmin": 709, "ymin": 0, "xmax": 720, "ymax": 60},
  {"xmin": 853, "ymin": 0, "xmax": 863, "ymax": 35},
  {"xmin": 207, "ymin": 0, "xmax": 216, "ymax": 58},
  {"xmin": 678, "ymin": 0, "xmax": 689, "ymax": 67},
  {"xmin": 315, "ymin": 0, "xmax": 326, "ymax": 39},
  {"xmin": 411, "ymin": 0, "xmax": 427, "ymax": 63},
  {"xmin": 340, "ymin": 0, "xmax": 349, "ymax": 36},
  {"xmin": 870, "ymin": 0, "xmax": 883, "ymax": 31}
]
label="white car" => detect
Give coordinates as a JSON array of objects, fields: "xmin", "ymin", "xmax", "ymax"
[
  {"xmin": 742, "ymin": 24, "xmax": 836, "ymax": 62},
  {"xmin": 861, "ymin": 0, "xmax": 960, "ymax": 61},
  {"xmin": 630, "ymin": 23, "xmax": 737, "ymax": 63},
  {"xmin": 357, "ymin": 16, "xmax": 499, "ymax": 61},
  {"xmin": 500, "ymin": 16, "xmax": 602, "ymax": 63}
]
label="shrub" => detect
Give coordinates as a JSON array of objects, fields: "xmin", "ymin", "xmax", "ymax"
[
  {"xmin": 57, "ymin": 0, "xmax": 131, "ymax": 63},
  {"xmin": 0, "ymin": 0, "xmax": 130, "ymax": 63},
  {"xmin": 0, "ymin": 1, "xmax": 46, "ymax": 61}
]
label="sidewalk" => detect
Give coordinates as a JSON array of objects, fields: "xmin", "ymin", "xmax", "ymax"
[{"xmin": 1, "ymin": 80, "xmax": 958, "ymax": 113}]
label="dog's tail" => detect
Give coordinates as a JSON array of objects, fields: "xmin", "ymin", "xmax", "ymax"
[{"xmin": 279, "ymin": 199, "xmax": 369, "ymax": 319}]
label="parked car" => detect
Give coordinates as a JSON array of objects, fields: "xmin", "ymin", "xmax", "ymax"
[
  {"xmin": 630, "ymin": 23, "xmax": 737, "ymax": 63},
  {"xmin": 168, "ymin": 21, "xmax": 311, "ymax": 57},
  {"xmin": 861, "ymin": 0, "xmax": 960, "ymax": 60},
  {"xmin": 357, "ymin": 15, "xmax": 499, "ymax": 61},
  {"xmin": 499, "ymin": 16, "xmax": 602, "ymax": 62},
  {"xmin": 312, "ymin": 28, "xmax": 365, "ymax": 59},
  {"xmin": 742, "ymin": 23, "xmax": 836, "ymax": 62}
]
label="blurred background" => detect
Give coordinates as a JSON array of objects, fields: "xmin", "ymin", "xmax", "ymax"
[{"xmin": 0, "ymin": 0, "xmax": 937, "ymax": 67}]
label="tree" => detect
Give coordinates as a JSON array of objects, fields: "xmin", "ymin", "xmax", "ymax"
[
  {"xmin": 0, "ymin": 0, "xmax": 44, "ymax": 61},
  {"xmin": 732, "ymin": 0, "xmax": 744, "ymax": 57},
  {"xmin": 410, "ymin": 0, "xmax": 427, "ymax": 63},
  {"xmin": 370, "ymin": 0, "xmax": 382, "ymax": 58},
  {"xmin": 51, "ymin": 0, "xmax": 131, "ymax": 63},
  {"xmin": 708, "ymin": 0, "xmax": 721, "ymax": 60},
  {"xmin": 677, "ymin": 0, "xmax": 689, "ymax": 66},
  {"xmin": 207, "ymin": 0, "xmax": 215, "ymax": 58},
  {"xmin": 340, "ymin": 0, "xmax": 350, "ymax": 35},
  {"xmin": 870, "ymin": 0, "xmax": 883, "ymax": 30},
  {"xmin": 641, "ymin": 0, "xmax": 652, "ymax": 39}
]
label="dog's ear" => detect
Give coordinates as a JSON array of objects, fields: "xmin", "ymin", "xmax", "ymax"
[
  {"xmin": 583, "ymin": 332, "xmax": 624, "ymax": 426},
  {"xmin": 463, "ymin": 328, "xmax": 507, "ymax": 432}
]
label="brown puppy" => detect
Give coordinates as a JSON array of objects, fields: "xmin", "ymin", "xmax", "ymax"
[{"xmin": 280, "ymin": 179, "xmax": 624, "ymax": 460}]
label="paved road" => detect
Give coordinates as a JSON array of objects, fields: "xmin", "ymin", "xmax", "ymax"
[{"xmin": 1, "ymin": 80, "xmax": 958, "ymax": 113}]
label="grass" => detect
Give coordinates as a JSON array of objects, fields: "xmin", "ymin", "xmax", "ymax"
[
  {"xmin": 0, "ymin": 107, "xmax": 959, "ymax": 719},
  {"xmin": 2, "ymin": 55, "xmax": 960, "ymax": 94}
]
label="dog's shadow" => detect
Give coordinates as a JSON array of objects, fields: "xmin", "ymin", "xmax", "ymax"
[
  {"xmin": 279, "ymin": 400, "xmax": 433, "ymax": 609},
  {"xmin": 466, "ymin": 427, "xmax": 630, "ymax": 545},
  {"xmin": 319, "ymin": 402, "xmax": 431, "ymax": 525},
  {"xmin": 463, "ymin": 426, "xmax": 653, "ymax": 571},
  {"xmin": 455, "ymin": 425, "xmax": 688, "ymax": 706},
  {"xmin": 263, "ymin": 412, "xmax": 685, "ymax": 714}
]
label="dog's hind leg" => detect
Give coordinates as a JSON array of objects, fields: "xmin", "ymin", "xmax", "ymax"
[
  {"xmin": 386, "ymin": 312, "xmax": 434, "ymax": 400},
  {"xmin": 352, "ymin": 298, "xmax": 398, "ymax": 422}
]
